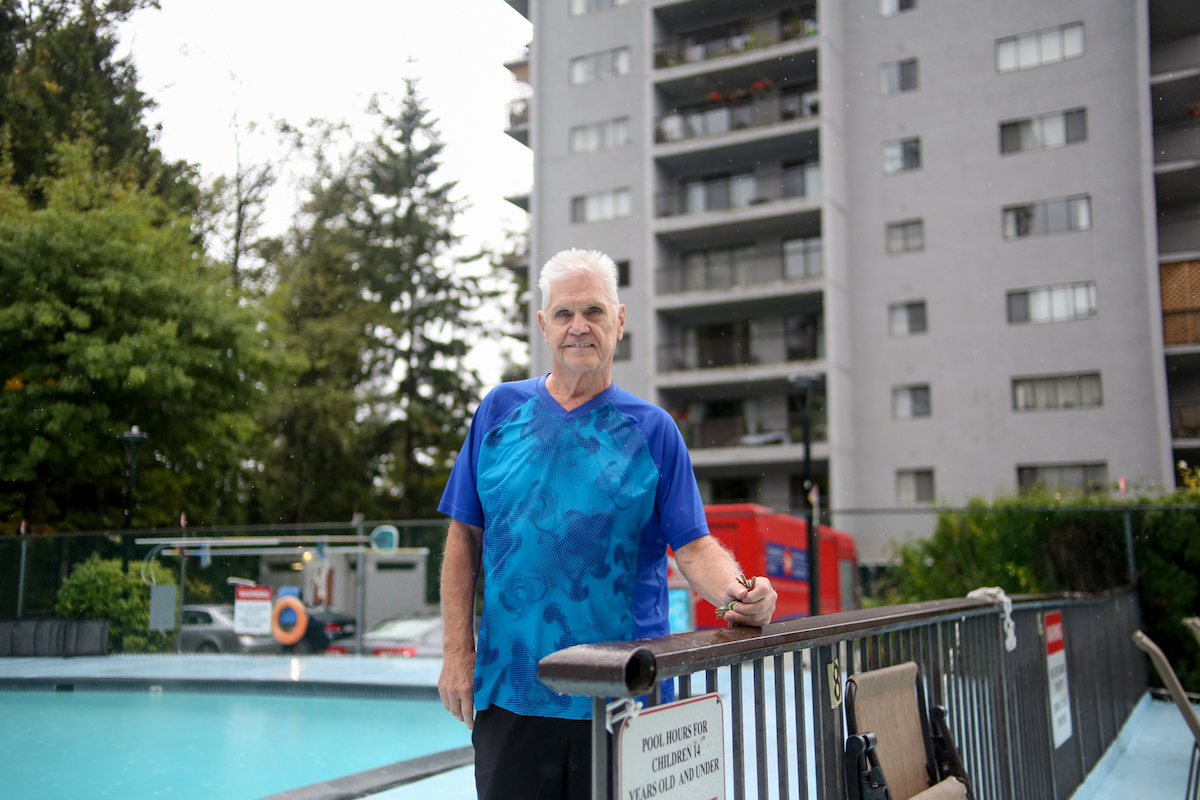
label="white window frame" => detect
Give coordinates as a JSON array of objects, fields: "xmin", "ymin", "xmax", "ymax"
[
  {"xmin": 886, "ymin": 218, "xmax": 925, "ymax": 254},
  {"xmin": 883, "ymin": 137, "xmax": 921, "ymax": 174},
  {"xmin": 1003, "ymin": 195, "xmax": 1091, "ymax": 239},
  {"xmin": 892, "ymin": 384, "xmax": 931, "ymax": 419},
  {"xmin": 570, "ymin": 0, "xmax": 629, "ymax": 16},
  {"xmin": 570, "ymin": 188, "xmax": 631, "ymax": 223},
  {"xmin": 896, "ymin": 468, "xmax": 935, "ymax": 504},
  {"xmin": 569, "ymin": 46, "xmax": 632, "ymax": 86},
  {"xmin": 996, "ymin": 22, "xmax": 1084, "ymax": 73},
  {"xmin": 1000, "ymin": 108, "xmax": 1087, "ymax": 154},
  {"xmin": 569, "ymin": 116, "xmax": 631, "ymax": 154},
  {"xmin": 1012, "ymin": 372, "xmax": 1102, "ymax": 412},
  {"xmin": 880, "ymin": 58, "xmax": 919, "ymax": 94},
  {"xmin": 1007, "ymin": 281, "xmax": 1097, "ymax": 324},
  {"xmin": 889, "ymin": 300, "xmax": 927, "ymax": 336}
]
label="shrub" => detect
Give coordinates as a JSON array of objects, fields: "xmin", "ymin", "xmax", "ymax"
[{"xmin": 55, "ymin": 555, "xmax": 177, "ymax": 653}]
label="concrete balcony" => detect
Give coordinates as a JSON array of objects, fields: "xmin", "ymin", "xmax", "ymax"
[
  {"xmin": 653, "ymin": 164, "xmax": 821, "ymax": 237},
  {"xmin": 655, "ymin": 246, "xmax": 821, "ymax": 300},
  {"xmin": 653, "ymin": 5, "xmax": 817, "ymax": 72},
  {"xmin": 655, "ymin": 89, "xmax": 818, "ymax": 147},
  {"xmin": 505, "ymin": 97, "xmax": 530, "ymax": 147}
]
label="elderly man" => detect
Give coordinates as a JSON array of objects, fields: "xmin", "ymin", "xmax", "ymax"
[{"xmin": 438, "ymin": 249, "xmax": 777, "ymax": 800}]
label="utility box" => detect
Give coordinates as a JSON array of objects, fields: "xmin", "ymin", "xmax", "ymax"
[
  {"xmin": 668, "ymin": 503, "xmax": 858, "ymax": 631},
  {"xmin": 258, "ymin": 548, "xmax": 428, "ymax": 631}
]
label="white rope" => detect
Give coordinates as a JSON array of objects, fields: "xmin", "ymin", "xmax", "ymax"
[
  {"xmin": 605, "ymin": 696, "xmax": 643, "ymax": 734},
  {"xmin": 968, "ymin": 587, "xmax": 1017, "ymax": 652}
]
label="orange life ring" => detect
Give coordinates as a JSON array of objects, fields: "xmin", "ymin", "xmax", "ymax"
[{"xmin": 271, "ymin": 596, "xmax": 309, "ymax": 645}]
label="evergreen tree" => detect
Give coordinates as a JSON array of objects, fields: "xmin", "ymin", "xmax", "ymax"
[
  {"xmin": 0, "ymin": 1, "xmax": 198, "ymax": 212},
  {"xmin": 259, "ymin": 84, "xmax": 492, "ymax": 522}
]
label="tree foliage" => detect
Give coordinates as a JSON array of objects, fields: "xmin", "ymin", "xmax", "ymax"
[
  {"xmin": 0, "ymin": 0, "xmax": 198, "ymax": 212},
  {"xmin": 257, "ymin": 83, "xmax": 491, "ymax": 522},
  {"xmin": 0, "ymin": 137, "xmax": 273, "ymax": 530},
  {"xmin": 880, "ymin": 490, "xmax": 1200, "ymax": 691}
]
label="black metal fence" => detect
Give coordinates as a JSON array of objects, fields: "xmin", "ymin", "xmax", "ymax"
[{"xmin": 538, "ymin": 590, "xmax": 1145, "ymax": 800}]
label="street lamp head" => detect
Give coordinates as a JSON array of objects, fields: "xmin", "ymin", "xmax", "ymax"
[{"xmin": 121, "ymin": 426, "xmax": 149, "ymax": 465}]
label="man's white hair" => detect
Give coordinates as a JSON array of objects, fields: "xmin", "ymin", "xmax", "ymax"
[{"xmin": 538, "ymin": 249, "xmax": 620, "ymax": 312}]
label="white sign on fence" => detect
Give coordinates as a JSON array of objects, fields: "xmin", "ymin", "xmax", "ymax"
[
  {"xmin": 618, "ymin": 692, "xmax": 724, "ymax": 800},
  {"xmin": 234, "ymin": 585, "xmax": 274, "ymax": 635},
  {"xmin": 1045, "ymin": 609, "xmax": 1073, "ymax": 748}
]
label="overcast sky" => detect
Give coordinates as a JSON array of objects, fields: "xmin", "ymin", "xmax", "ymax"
[{"xmin": 116, "ymin": 0, "xmax": 533, "ymax": 383}]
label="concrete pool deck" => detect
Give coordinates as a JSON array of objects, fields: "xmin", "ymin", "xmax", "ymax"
[{"xmin": 0, "ymin": 652, "xmax": 443, "ymax": 698}]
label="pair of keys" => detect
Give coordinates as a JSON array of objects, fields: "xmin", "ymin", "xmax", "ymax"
[{"xmin": 715, "ymin": 573, "xmax": 757, "ymax": 627}]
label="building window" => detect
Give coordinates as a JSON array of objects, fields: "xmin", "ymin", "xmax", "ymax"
[
  {"xmin": 1013, "ymin": 373, "xmax": 1102, "ymax": 412},
  {"xmin": 782, "ymin": 236, "xmax": 823, "ymax": 279},
  {"xmin": 881, "ymin": 58, "xmax": 918, "ymax": 94},
  {"xmin": 892, "ymin": 384, "xmax": 931, "ymax": 419},
  {"xmin": 1017, "ymin": 462, "xmax": 1107, "ymax": 494},
  {"xmin": 569, "ymin": 47, "xmax": 631, "ymax": 85},
  {"xmin": 1003, "ymin": 195, "xmax": 1091, "ymax": 239},
  {"xmin": 614, "ymin": 333, "xmax": 632, "ymax": 361},
  {"xmin": 880, "ymin": 0, "xmax": 915, "ymax": 16},
  {"xmin": 570, "ymin": 0, "xmax": 629, "ymax": 15},
  {"xmin": 1007, "ymin": 282, "xmax": 1097, "ymax": 324},
  {"xmin": 896, "ymin": 469, "xmax": 935, "ymax": 504},
  {"xmin": 889, "ymin": 300, "xmax": 927, "ymax": 336},
  {"xmin": 886, "ymin": 219, "xmax": 924, "ymax": 254},
  {"xmin": 570, "ymin": 117, "xmax": 630, "ymax": 154},
  {"xmin": 570, "ymin": 188, "xmax": 631, "ymax": 222},
  {"xmin": 997, "ymin": 22, "xmax": 1084, "ymax": 73},
  {"xmin": 616, "ymin": 260, "xmax": 630, "ymax": 287},
  {"xmin": 1000, "ymin": 109, "xmax": 1087, "ymax": 154},
  {"xmin": 883, "ymin": 137, "xmax": 921, "ymax": 174}
]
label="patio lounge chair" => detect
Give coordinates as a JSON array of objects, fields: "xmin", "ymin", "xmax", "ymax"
[
  {"xmin": 1132, "ymin": 630, "xmax": 1200, "ymax": 800},
  {"xmin": 844, "ymin": 662, "xmax": 973, "ymax": 800}
]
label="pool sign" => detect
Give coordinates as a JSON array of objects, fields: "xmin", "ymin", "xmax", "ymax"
[
  {"xmin": 234, "ymin": 585, "xmax": 273, "ymax": 635},
  {"xmin": 1045, "ymin": 610, "xmax": 1073, "ymax": 748},
  {"xmin": 619, "ymin": 693, "xmax": 724, "ymax": 800}
]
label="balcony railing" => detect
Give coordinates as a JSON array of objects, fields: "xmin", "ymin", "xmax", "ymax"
[
  {"xmin": 506, "ymin": 97, "xmax": 530, "ymax": 129},
  {"xmin": 656, "ymin": 164, "xmax": 821, "ymax": 219},
  {"xmin": 654, "ymin": 6, "xmax": 818, "ymax": 70},
  {"xmin": 656, "ymin": 249, "xmax": 821, "ymax": 295},
  {"xmin": 678, "ymin": 411, "xmax": 826, "ymax": 449},
  {"xmin": 1171, "ymin": 403, "xmax": 1200, "ymax": 438},
  {"xmin": 655, "ymin": 89, "xmax": 819, "ymax": 144},
  {"xmin": 538, "ymin": 590, "xmax": 1145, "ymax": 800},
  {"xmin": 657, "ymin": 326, "xmax": 822, "ymax": 373}
]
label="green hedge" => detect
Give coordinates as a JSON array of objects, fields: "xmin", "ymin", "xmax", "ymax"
[{"xmin": 878, "ymin": 490, "xmax": 1200, "ymax": 692}]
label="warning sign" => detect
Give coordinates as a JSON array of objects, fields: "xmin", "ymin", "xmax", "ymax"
[
  {"xmin": 234, "ymin": 585, "xmax": 273, "ymax": 635},
  {"xmin": 1045, "ymin": 610, "xmax": 1073, "ymax": 748},
  {"xmin": 619, "ymin": 693, "xmax": 724, "ymax": 800}
]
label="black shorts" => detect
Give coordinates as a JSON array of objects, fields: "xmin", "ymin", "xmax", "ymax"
[{"xmin": 472, "ymin": 705, "xmax": 612, "ymax": 800}]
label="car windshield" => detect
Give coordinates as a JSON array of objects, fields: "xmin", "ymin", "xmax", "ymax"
[{"xmin": 364, "ymin": 618, "xmax": 440, "ymax": 641}]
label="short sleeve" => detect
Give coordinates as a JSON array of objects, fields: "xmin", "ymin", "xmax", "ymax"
[
  {"xmin": 652, "ymin": 415, "xmax": 710, "ymax": 550},
  {"xmin": 437, "ymin": 392, "xmax": 494, "ymax": 528}
]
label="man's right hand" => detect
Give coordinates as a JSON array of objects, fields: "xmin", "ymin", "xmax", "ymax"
[{"xmin": 439, "ymin": 648, "xmax": 476, "ymax": 729}]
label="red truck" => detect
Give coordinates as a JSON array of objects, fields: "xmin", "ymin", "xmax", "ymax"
[{"xmin": 667, "ymin": 503, "xmax": 859, "ymax": 631}]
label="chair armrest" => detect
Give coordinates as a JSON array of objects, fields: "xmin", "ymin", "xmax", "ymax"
[
  {"xmin": 845, "ymin": 732, "xmax": 892, "ymax": 800},
  {"xmin": 930, "ymin": 706, "xmax": 975, "ymax": 800}
]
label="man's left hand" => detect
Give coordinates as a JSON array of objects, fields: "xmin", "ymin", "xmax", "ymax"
[{"xmin": 718, "ymin": 575, "xmax": 777, "ymax": 627}]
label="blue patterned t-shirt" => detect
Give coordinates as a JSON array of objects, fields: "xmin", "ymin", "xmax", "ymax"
[{"xmin": 438, "ymin": 376, "xmax": 709, "ymax": 720}]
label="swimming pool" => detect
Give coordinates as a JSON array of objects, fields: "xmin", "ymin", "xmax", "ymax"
[{"xmin": 2, "ymin": 689, "xmax": 472, "ymax": 800}]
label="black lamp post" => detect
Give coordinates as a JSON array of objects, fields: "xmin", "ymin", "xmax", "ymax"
[
  {"xmin": 790, "ymin": 375, "xmax": 821, "ymax": 617},
  {"xmin": 120, "ymin": 426, "xmax": 149, "ymax": 573}
]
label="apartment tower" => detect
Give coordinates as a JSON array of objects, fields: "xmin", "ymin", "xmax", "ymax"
[{"xmin": 501, "ymin": 0, "xmax": 1198, "ymax": 562}]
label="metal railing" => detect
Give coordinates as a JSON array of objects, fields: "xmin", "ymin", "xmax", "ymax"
[
  {"xmin": 1171, "ymin": 402, "xmax": 1200, "ymax": 438},
  {"xmin": 678, "ymin": 411, "xmax": 827, "ymax": 449},
  {"xmin": 506, "ymin": 97, "xmax": 530, "ymax": 129},
  {"xmin": 537, "ymin": 590, "xmax": 1145, "ymax": 800},
  {"xmin": 654, "ymin": 7, "xmax": 818, "ymax": 70},
  {"xmin": 656, "ymin": 89, "xmax": 819, "ymax": 144},
  {"xmin": 657, "ymin": 326, "xmax": 822, "ymax": 373},
  {"xmin": 656, "ymin": 164, "xmax": 821, "ymax": 219},
  {"xmin": 656, "ymin": 250, "xmax": 822, "ymax": 295}
]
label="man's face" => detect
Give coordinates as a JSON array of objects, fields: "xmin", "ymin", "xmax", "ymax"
[{"xmin": 537, "ymin": 273, "xmax": 625, "ymax": 379}]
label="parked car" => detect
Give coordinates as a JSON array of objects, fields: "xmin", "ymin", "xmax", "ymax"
[
  {"xmin": 301, "ymin": 606, "xmax": 357, "ymax": 653},
  {"xmin": 357, "ymin": 616, "xmax": 443, "ymax": 657},
  {"xmin": 179, "ymin": 605, "xmax": 282, "ymax": 655}
]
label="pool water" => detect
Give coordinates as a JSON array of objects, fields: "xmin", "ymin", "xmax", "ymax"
[{"xmin": 1, "ymin": 690, "xmax": 471, "ymax": 800}]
